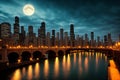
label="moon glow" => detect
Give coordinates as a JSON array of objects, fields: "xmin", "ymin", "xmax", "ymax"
[{"xmin": 23, "ymin": 4, "xmax": 35, "ymax": 16}]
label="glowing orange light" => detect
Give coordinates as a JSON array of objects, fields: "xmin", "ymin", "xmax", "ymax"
[
  {"xmin": 54, "ymin": 57, "xmax": 59, "ymax": 77},
  {"xmin": 11, "ymin": 69, "xmax": 21, "ymax": 80},
  {"xmin": 30, "ymin": 57, "xmax": 33, "ymax": 61},
  {"xmin": 108, "ymin": 60, "xmax": 120, "ymax": 80},
  {"xmin": 37, "ymin": 58, "xmax": 39, "ymax": 60},
  {"xmin": 18, "ymin": 59, "xmax": 21, "ymax": 63},
  {"xmin": 44, "ymin": 59, "xmax": 49, "ymax": 77},
  {"xmin": 28, "ymin": 65, "xmax": 33, "ymax": 80},
  {"xmin": 35, "ymin": 63, "xmax": 40, "ymax": 78}
]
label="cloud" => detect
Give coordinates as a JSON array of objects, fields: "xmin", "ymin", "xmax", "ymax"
[{"xmin": 0, "ymin": 0, "xmax": 120, "ymax": 40}]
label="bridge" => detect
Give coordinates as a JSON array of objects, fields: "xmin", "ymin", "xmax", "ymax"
[{"xmin": 0, "ymin": 46, "xmax": 116, "ymax": 63}]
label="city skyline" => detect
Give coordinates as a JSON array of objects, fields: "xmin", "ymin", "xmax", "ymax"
[
  {"xmin": 0, "ymin": 16, "xmax": 116, "ymax": 48},
  {"xmin": 0, "ymin": 0, "xmax": 120, "ymax": 78},
  {"xmin": 0, "ymin": 16, "xmax": 120, "ymax": 41},
  {"xmin": 0, "ymin": 0, "xmax": 120, "ymax": 40}
]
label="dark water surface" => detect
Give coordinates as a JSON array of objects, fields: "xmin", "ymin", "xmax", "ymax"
[{"xmin": 5, "ymin": 52, "xmax": 108, "ymax": 80}]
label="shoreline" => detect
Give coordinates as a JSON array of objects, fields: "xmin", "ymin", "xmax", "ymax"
[{"xmin": 0, "ymin": 58, "xmax": 46, "ymax": 73}]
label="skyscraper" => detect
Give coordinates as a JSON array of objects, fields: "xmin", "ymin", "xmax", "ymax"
[
  {"xmin": 51, "ymin": 30, "xmax": 55, "ymax": 46},
  {"xmin": 97, "ymin": 36, "xmax": 100, "ymax": 47},
  {"xmin": 104, "ymin": 35, "xmax": 107, "ymax": 48},
  {"xmin": 56, "ymin": 32, "xmax": 59, "ymax": 46},
  {"xmin": 84, "ymin": 33, "xmax": 89, "ymax": 47},
  {"xmin": 90, "ymin": 32, "xmax": 94, "ymax": 47},
  {"xmin": 46, "ymin": 32, "xmax": 51, "ymax": 47},
  {"xmin": 0, "ymin": 22, "xmax": 11, "ymax": 46},
  {"xmin": 80, "ymin": 36, "xmax": 84, "ymax": 48},
  {"xmin": 60, "ymin": 28, "xmax": 64, "ymax": 47},
  {"xmin": 0, "ymin": 22, "xmax": 11, "ymax": 39},
  {"xmin": 13, "ymin": 16, "xmax": 20, "ymax": 45},
  {"xmin": 28, "ymin": 25, "xmax": 34, "ymax": 45},
  {"xmin": 64, "ymin": 32, "xmax": 68, "ymax": 47},
  {"xmin": 40, "ymin": 22, "xmax": 46, "ymax": 46},
  {"xmin": 19, "ymin": 26, "xmax": 26, "ymax": 46},
  {"xmin": 70, "ymin": 24, "xmax": 75, "ymax": 47},
  {"xmin": 75, "ymin": 35, "xmax": 80, "ymax": 47}
]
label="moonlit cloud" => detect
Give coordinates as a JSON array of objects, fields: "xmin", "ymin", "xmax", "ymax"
[{"xmin": 0, "ymin": 0, "xmax": 120, "ymax": 40}]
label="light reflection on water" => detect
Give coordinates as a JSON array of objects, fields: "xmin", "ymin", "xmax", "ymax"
[
  {"xmin": 11, "ymin": 69, "xmax": 21, "ymax": 80},
  {"xmin": 9, "ymin": 52, "xmax": 108, "ymax": 80},
  {"xmin": 54, "ymin": 57, "xmax": 59, "ymax": 77},
  {"xmin": 44, "ymin": 59, "xmax": 49, "ymax": 78},
  {"xmin": 28, "ymin": 65, "xmax": 33, "ymax": 80},
  {"xmin": 34, "ymin": 63, "xmax": 40, "ymax": 78}
]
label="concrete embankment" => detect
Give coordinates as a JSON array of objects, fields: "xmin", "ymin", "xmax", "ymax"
[{"xmin": 108, "ymin": 60, "xmax": 120, "ymax": 80}]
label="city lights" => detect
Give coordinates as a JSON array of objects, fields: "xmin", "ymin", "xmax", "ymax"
[{"xmin": 0, "ymin": 16, "xmax": 119, "ymax": 50}]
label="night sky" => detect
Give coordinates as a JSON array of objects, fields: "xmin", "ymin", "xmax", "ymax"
[{"xmin": 0, "ymin": 0, "xmax": 120, "ymax": 41}]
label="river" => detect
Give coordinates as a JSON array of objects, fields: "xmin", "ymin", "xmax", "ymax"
[{"xmin": 6, "ymin": 52, "xmax": 108, "ymax": 80}]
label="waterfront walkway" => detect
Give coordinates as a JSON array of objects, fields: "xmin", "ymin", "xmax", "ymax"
[{"xmin": 108, "ymin": 60, "xmax": 120, "ymax": 80}]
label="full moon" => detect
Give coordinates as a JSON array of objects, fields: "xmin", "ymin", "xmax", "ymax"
[{"xmin": 23, "ymin": 4, "xmax": 35, "ymax": 16}]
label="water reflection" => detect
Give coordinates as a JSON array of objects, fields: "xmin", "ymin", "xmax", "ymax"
[
  {"xmin": 105, "ymin": 55, "xmax": 107, "ymax": 62},
  {"xmin": 84, "ymin": 57, "xmax": 88, "ymax": 72},
  {"xmin": 96, "ymin": 53, "xmax": 99, "ymax": 69},
  {"xmin": 28, "ymin": 65, "xmax": 33, "ymax": 80},
  {"xmin": 67, "ymin": 54, "xmax": 71, "ymax": 72},
  {"xmin": 62, "ymin": 54, "xmax": 71, "ymax": 77},
  {"xmin": 89, "ymin": 52, "xmax": 91, "ymax": 59},
  {"xmin": 8, "ymin": 52, "xmax": 108, "ymax": 80},
  {"xmin": 11, "ymin": 69, "xmax": 21, "ymax": 80},
  {"xmin": 22, "ymin": 67, "xmax": 26, "ymax": 77},
  {"xmin": 63, "ymin": 55, "xmax": 66, "ymax": 76},
  {"xmin": 54, "ymin": 57, "xmax": 59, "ymax": 77},
  {"xmin": 92, "ymin": 52, "xmax": 94, "ymax": 56},
  {"xmin": 78, "ymin": 53, "xmax": 82, "ymax": 74},
  {"xmin": 34, "ymin": 63, "xmax": 40, "ymax": 78},
  {"xmin": 85, "ymin": 52, "xmax": 88, "ymax": 57},
  {"xmin": 74, "ymin": 53, "xmax": 76, "ymax": 66},
  {"xmin": 44, "ymin": 59, "xmax": 49, "ymax": 78}
]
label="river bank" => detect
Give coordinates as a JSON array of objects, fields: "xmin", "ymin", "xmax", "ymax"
[{"xmin": 0, "ymin": 58, "xmax": 46, "ymax": 73}]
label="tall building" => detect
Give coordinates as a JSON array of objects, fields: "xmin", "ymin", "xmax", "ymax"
[
  {"xmin": 40, "ymin": 22, "xmax": 46, "ymax": 46},
  {"xmin": 19, "ymin": 26, "xmax": 26, "ymax": 46},
  {"xmin": 28, "ymin": 25, "xmax": 34, "ymax": 45},
  {"xmin": 97, "ymin": 36, "xmax": 100, "ymax": 47},
  {"xmin": 33, "ymin": 33, "xmax": 37, "ymax": 46},
  {"xmin": 0, "ymin": 22, "xmax": 11, "ymax": 39},
  {"xmin": 70, "ymin": 24, "xmax": 75, "ymax": 47},
  {"xmin": 90, "ymin": 32, "xmax": 94, "ymax": 47},
  {"xmin": 46, "ymin": 32, "xmax": 51, "ymax": 47},
  {"xmin": 21, "ymin": 26, "xmax": 26, "ymax": 37},
  {"xmin": 75, "ymin": 35, "xmax": 80, "ymax": 47},
  {"xmin": 51, "ymin": 30, "xmax": 55, "ymax": 46},
  {"xmin": 0, "ymin": 22, "xmax": 11, "ymax": 46},
  {"xmin": 64, "ymin": 32, "xmax": 68, "ymax": 47},
  {"xmin": 84, "ymin": 33, "xmax": 89, "ymax": 47},
  {"xmin": 80, "ymin": 36, "xmax": 84, "ymax": 48},
  {"xmin": 104, "ymin": 35, "xmax": 107, "ymax": 47},
  {"xmin": 56, "ymin": 32, "xmax": 59, "ymax": 46},
  {"xmin": 38, "ymin": 28, "xmax": 41, "ymax": 46},
  {"xmin": 13, "ymin": 16, "xmax": 20, "ymax": 45},
  {"xmin": 60, "ymin": 28, "xmax": 64, "ymax": 47}
]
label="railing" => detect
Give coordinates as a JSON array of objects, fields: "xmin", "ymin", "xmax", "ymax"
[{"xmin": 1, "ymin": 42, "xmax": 120, "ymax": 51}]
